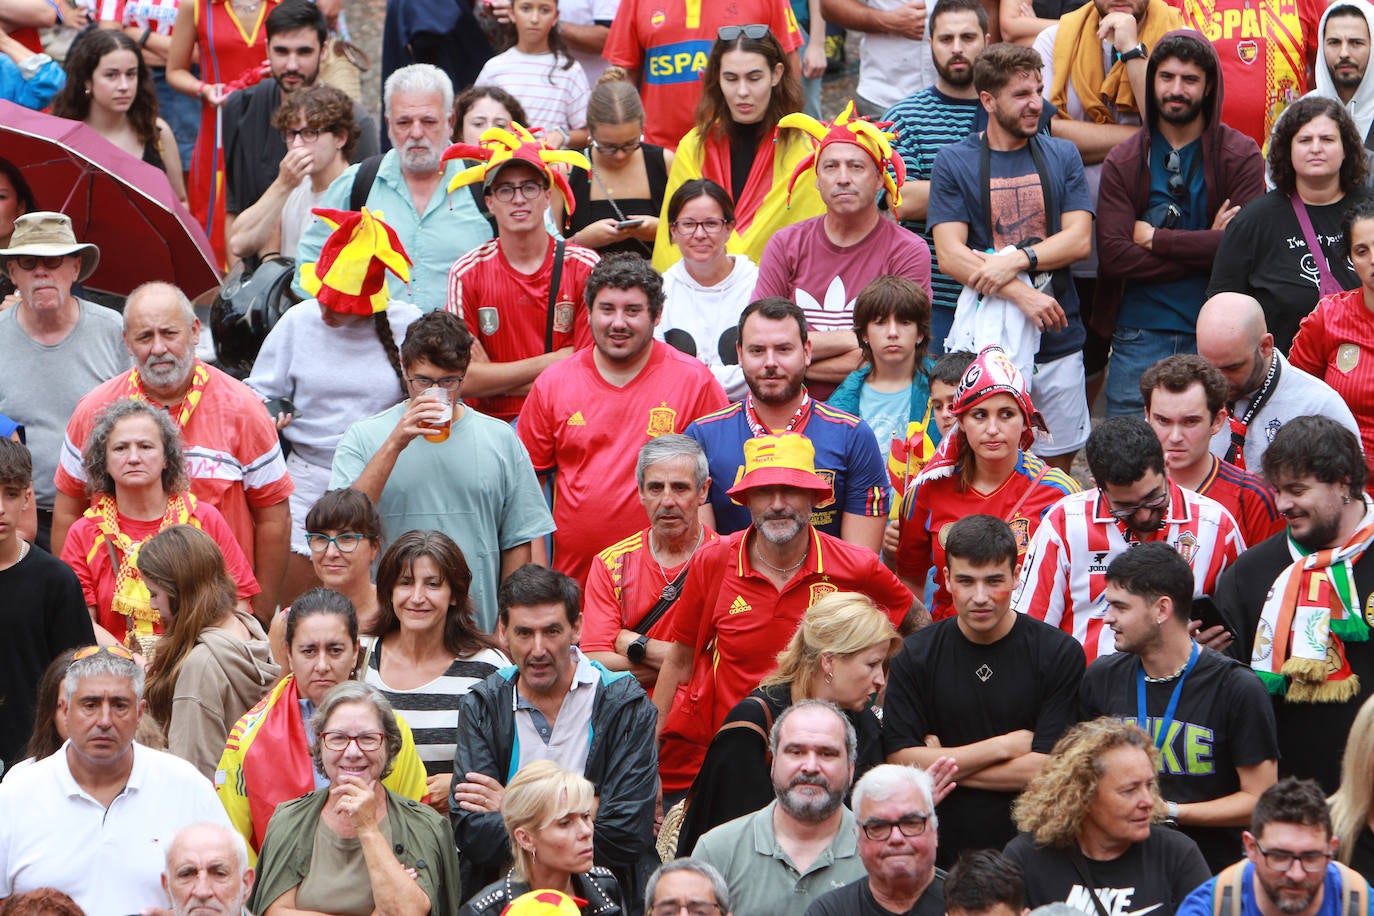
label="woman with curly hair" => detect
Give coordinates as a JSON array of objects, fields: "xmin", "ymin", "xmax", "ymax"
[
  {"xmin": 58, "ymin": 398, "xmax": 258, "ymax": 649},
  {"xmin": 1004, "ymin": 718, "xmax": 1210, "ymax": 913},
  {"xmin": 1209, "ymin": 97, "xmax": 1373, "ymax": 352},
  {"xmin": 51, "ymin": 29, "xmax": 186, "ymax": 203}
]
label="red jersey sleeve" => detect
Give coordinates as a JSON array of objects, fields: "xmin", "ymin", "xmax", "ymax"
[
  {"xmin": 1013, "ymin": 504, "xmax": 1071, "ymax": 628},
  {"xmin": 516, "ymin": 377, "xmax": 557, "ymax": 473},
  {"xmin": 603, "ymin": 0, "xmax": 645, "ymax": 70},
  {"xmin": 55, "ymin": 401, "xmax": 100, "ymax": 499},
  {"xmin": 665, "ymin": 537, "xmax": 729, "ymax": 647},
  {"xmin": 1203, "ymin": 510, "xmax": 1244, "ymax": 594},
  {"xmin": 60, "ymin": 518, "xmax": 100, "ymax": 609},
  {"xmin": 769, "ymin": 0, "xmax": 803, "ymax": 53},
  {"xmin": 866, "ymin": 557, "xmax": 914, "ymax": 628},
  {"xmin": 895, "ymin": 485, "xmax": 934, "ymax": 582},
  {"xmin": 1288, "ymin": 300, "xmax": 1335, "ymax": 376},
  {"xmin": 196, "ymin": 503, "xmax": 261, "ymax": 600},
  {"xmin": 581, "ymin": 552, "xmax": 625, "ymax": 653}
]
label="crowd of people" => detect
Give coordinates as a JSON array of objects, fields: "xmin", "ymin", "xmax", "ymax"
[{"xmin": 8, "ymin": 0, "xmax": 1374, "ymax": 914}]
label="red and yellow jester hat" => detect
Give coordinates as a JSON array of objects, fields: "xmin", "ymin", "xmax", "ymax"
[
  {"xmin": 778, "ymin": 100, "xmax": 906, "ymax": 207},
  {"xmin": 299, "ymin": 207, "xmax": 412, "ymax": 315},
  {"xmin": 441, "ymin": 122, "xmax": 590, "ymax": 215}
]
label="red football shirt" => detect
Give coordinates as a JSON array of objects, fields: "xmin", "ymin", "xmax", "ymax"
[
  {"xmin": 1290, "ymin": 288, "xmax": 1374, "ymax": 483},
  {"xmin": 518, "ymin": 343, "xmax": 727, "ymax": 584},
  {"xmin": 1194, "ymin": 455, "xmax": 1284, "ymax": 549},
  {"xmin": 603, "ymin": 0, "xmax": 802, "ymax": 149},
  {"xmin": 447, "ymin": 237, "xmax": 599, "ymax": 422},
  {"xmin": 658, "ymin": 526, "xmax": 912, "ymax": 792}
]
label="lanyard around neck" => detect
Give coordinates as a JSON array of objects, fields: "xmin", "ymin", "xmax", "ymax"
[{"xmin": 1137, "ymin": 640, "xmax": 1200, "ymax": 751}]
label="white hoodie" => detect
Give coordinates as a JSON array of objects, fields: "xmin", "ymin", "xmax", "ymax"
[
  {"xmin": 1310, "ymin": 1, "xmax": 1374, "ymax": 144},
  {"xmin": 656, "ymin": 255, "xmax": 758, "ymax": 402}
]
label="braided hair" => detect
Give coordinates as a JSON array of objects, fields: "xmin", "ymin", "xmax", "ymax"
[{"xmin": 373, "ymin": 312, "xmax": 405, "ymax": 390}]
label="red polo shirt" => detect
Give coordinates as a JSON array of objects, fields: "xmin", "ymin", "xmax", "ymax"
[{"xmin": 658, "ymin": 526, "xmax": 911, "ymax": 793}]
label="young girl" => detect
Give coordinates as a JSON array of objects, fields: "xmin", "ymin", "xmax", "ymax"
[{"xmin": 474, "ymin": 0, "xmax": 590, "ymax": 150}]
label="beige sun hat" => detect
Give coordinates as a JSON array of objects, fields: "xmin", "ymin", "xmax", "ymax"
[{"xmin": 0, "ymin": 212, "xmax": 100, "ymax": 282}]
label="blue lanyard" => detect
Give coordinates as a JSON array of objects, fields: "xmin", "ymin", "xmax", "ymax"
[{"xmin": 1136, "ymin": 641, "xmax": 1200, "ymax": 750}]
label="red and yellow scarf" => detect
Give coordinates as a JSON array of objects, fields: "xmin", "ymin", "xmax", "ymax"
[
  {"xmin": 86, "ymin": 492, "xmax": 199, "ymax": 644},
  {"xmin": 124, "ymin": 360, "xmax": 211, "ymax": 429}
]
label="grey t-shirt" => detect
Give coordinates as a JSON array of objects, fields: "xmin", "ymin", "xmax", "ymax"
[{"xmin": 0, "ymin": 299, "xmax": 130, "ymax": 507}]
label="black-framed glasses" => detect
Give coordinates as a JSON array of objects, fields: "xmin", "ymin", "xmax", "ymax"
[
  {"xmin": 860, "ymin": 813, "xmax": 930, "ymax": 841},
  {"xmin": 319, "ymin": 731, "xmax": 385, "ymax": 752},
  {"xmin": 406, "ymin": 374, "xmax": 465, "ymax": 391},
  {"xmin": 305, "ymin": 532, "xmax": 367, "ymax": 554},
  {"xmin": 1164, "ymin": 149, "xmax": 1186, "ymax": 200},
  {"xmin": 1254, "ymin": 843, "xmax": 1332, "ymax": 873},
  {"xmin": 718, "ymin": 23, "xmax": 770, "ymax": 41},
  {"xmin": 282, "ymin": 126, "xmax": 333, "ymax": 144},
  {"xmin": 10, "ymin": 255, "xmax": 68, "ymax": 271},
  {"xmin": 671, "ymin": 218, "xmax": 730, "ymax": 236},
  {"xmin": 1107, "ymin": 490, "xmax": 1170, "ymax": 521},
  {"xmin": 650, "ymin": 903, "xmax": 723, "ymax": 916},
  {"xmin": 592, "ymin": 135, "xmax": 644, "ymax": 155},
  {"xmin": 489, "ymin": 181, "xmax": 545, "ymax": 202}
]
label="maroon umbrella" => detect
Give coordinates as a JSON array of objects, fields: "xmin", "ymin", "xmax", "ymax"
[{"xmin": 0, "ymin": 100, "xmax": 222, "ymax": 299}]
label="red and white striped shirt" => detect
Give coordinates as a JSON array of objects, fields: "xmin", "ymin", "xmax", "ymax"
[
  {"xmin": 1012, "ymin": 479, "xmax": 1243, "ymax": 663},
  {"xmin": 119, "ymin": 0, "xmax": 179, "ymax": 34}
]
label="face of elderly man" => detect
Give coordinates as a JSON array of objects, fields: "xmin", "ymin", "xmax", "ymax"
[
  {"xmin": 639, "ymin": 455, "xmax": 708, "ymax": 543},
  {"xmin": 59, "ymin": 669, "xmax": 143, "ymax": 768},
  {"xmin": 162, "ymin": 825, "xmax": 254, "ymax": 916},
  {"xmin": 8, "ymin": 253, "xmax": 80, "ymax": 315},
  {"xmin": 856, "ymin": 781, "xmax": 937, "ymax": 889}
]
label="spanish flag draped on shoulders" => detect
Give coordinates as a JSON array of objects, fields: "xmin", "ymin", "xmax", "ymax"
[{"xmin": 214, "ymin": 674, "xmax": 428, "ymax": 863}]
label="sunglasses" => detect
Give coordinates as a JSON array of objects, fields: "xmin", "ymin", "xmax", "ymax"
[
  {"xmin": 1164, "ymin": 149, "xmax": 1186, "ymax": 200},
  {"xmin": 74, "ymin": 644, "xmax": 136, "ymax": 661},
  {"xmin": 10, "ymin": 255, "xmax": 69, "ymax": 271},
  {"xmin": 718, "ymin": 23, "xmax": 770, "ymax": 41}
]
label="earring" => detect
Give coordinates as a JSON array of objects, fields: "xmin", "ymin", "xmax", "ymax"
[{"xmin": 825, "ymin": 673, "xmax": 833, "ymax": 685}]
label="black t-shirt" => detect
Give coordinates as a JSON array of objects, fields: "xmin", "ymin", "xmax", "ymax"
[
  {"xmin": 806, "ymin": 872, "xmax": 945, "ymax": 916},
  {"xmin": 1079, "ymin": 646, "xmax": 1278, "ymax": 871},
  {"xmin": 222, "ymin": 79, "xmax": 382, "ymax": 214},
  {"xmin": 1003, "ymin": 827, "xmax": 1211, "ymax": 915},
  {"xmin": 884, "ymin": 614, "xmax": 1085, "ymax": 867},
  {"xmin": 1351, "ymin": 826, "xmax": 1374, "ymax": 886},
  {"xmin": 0, "ymin": 546, "xmax": 96, "ymax": 769},
  {"xmin": 1207, "ymin": 188, "xmax": 1373, "ymax": 352},
  {"xmin": 1214, "ymin": 531, "xmax": 1374, "ymax": 793}
]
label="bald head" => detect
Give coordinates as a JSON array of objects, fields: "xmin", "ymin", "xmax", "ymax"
[
  {"xmin": 1195, "ymin": 294, "xmax": 1274, "ymax": 401},
  {"xmin": 162, "ymin": 823, "xmax": 253, "ymax": 916}
]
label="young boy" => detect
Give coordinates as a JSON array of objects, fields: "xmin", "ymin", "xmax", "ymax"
[
  {"xmin": 929, "ymin": 350, "xmax": 977, "ymax": 438},
  {"xmin": 945, "ymin": 850, "xmax": 1031, "ymax": 916}
]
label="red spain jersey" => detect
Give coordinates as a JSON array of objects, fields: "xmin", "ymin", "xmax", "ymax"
[
  {"xmin": 1011, "ymin": 479, "xmax": 1242, "ymax": 663},
  {"xmin": 581, "ymin": 525, "xmax": 722, "ymax": 653},
  {"xmin": 657, "ymin": 526, "xmax": 912, "ymax": 792},
  {"xmin": 896, "ymin": 452, "xmax": 1080, "ymax": 621},
  {"xmin": 446, "ymin": 237, "xmax": 598, "ymax": 422},
  {"xmin": 518, "ymin": 343, "xmax": 727, "ymax": 584},
  {"xmin": 1289, "ymin": 288, "xmax": 1374, "ymax": 483},
  {"xmin": 1193, "ymin": 455, "xmax": 1283, "ymax": 549},
  {"xmin": 603, "ymin": 0, "xmax": 801, "ymax": 150}
]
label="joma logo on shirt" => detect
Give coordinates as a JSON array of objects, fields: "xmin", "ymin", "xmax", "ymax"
[{"xmin": 1065, "ymin": 885, "xmax": 1162, "ymax": 916}]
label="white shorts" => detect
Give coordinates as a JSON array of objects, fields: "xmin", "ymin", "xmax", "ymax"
[
  {"xmin": 286, "ymin": 451, "xmax": 332, "ymax": 556},
  {"xmin": 1029, "ymin": 350, "xmax": 1090, "ymax": 458}
]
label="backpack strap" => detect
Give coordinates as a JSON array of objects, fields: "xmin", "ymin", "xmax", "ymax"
[
  {"xmin": 349, "ymin": 154, "xmax": 385, "ymax": 211},
  {"xmin": 1213, "ymin": 861, "xmax": 1248, "ymax": 916},
  {"xmin": 1333, "ymin": 861, "xmax": 1370, "ymax": 916}
]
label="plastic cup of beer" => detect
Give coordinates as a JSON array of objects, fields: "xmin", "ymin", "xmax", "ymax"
[{"xmin": 419, "ymin": 386, "xmax": 452, "ymax": 443}]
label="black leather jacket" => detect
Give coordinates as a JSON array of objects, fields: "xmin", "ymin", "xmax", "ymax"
[{"xmin": 457, "ymin": 867, "xmax": 623, "ymax": 916}]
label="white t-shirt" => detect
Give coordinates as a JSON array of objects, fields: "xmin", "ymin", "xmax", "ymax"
[
  {"xmin": 558, "ymin": 0, "xmax": 621, "ymax": 85},
  {"xmin": 0, "ymin": 743, "xmax": 231, "ymax": 916},
  {"xmin": 856, "ymin": 0, "xmax": 936, "ymax": 111},
  {"xmin": 280, "ymin": 180, "xmax": 330, "ymax": 259}
]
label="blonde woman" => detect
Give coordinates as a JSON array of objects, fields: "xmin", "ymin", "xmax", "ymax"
[
  {"xmin": 1331, "ymin": 694, "xmax": 1374, "ymax": 879},
  {"xmin": 1005, "ymin": 719, "xmax": 1210, "ymax": 912},
  {"xmin": 674, "ymin": 592, "xmax": 903, "ymax": 855},
  {"xmin": 459, "ymin": 761, "xmax": 623, "ymax": 915}
]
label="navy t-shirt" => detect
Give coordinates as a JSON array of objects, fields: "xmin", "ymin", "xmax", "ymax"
[{"xmin": 928, "ymin": 132, "xmax": 1094, "ymax": 362}]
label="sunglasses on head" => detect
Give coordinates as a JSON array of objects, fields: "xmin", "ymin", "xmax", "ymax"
[
  {"xmin": 73, "ymin": 644, "xmax": 136, "ymax": 662},
  {"xmin": 718, "ymin": 23, "xmax": 770, "ymax": 41}
]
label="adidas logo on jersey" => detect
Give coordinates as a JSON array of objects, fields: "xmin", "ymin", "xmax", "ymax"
[
  {"xmin": 567, "ymin": 411, "xmax": 586, "ymax": 426},
  {"xmin": 728, "ymin": 596, "xmax": 752, "ymax": 615}
]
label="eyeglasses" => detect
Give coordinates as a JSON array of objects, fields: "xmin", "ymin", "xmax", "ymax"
[
  {"xmin": 406, "ymin": 374, "xmax": 465, "ymax": 391},
  {"xmin": 650, "ymin": 903, "xmax": 723, "ymax": 916},
  {"xmin": 1254, "ymin": 843, "xmax": 1333, "ymax": 874},
  {"xmin": 10, "ymin": 255, "xmax": 69, "ymax": 271},
  {"xmin": 718, "ymin": 23, "xmax": 770, "ymax": 41},
  {"xmin": 1164, "ymin": 149, "xmax": 1186, "ymax": 200},
  {"xmin": 282, "ymin": 126, "xmax": 333, "ymax": 144},
  {"xmin": 319, "ymin": 731, "xmax": 386, "ymax": 752},
  {"xmin": 860, "ymin": 813, "xmax": 930, "ymax": 841},
  {"xmin": 1107, "ymin": 490, "xmax": 1171, "ymax": 521},
  {"xmin": 592, "ymin": 135, "xmax": 644, "ymax": 155},
  {"xmin": 489, "ymin": 181, "xmax": 546, "ymax": 202},
  {"xmin": 74, "ymin": 644, "xmax": 136, "ymax": 661},
  {"xmin": 671, "ymin": 218, "xmax": 730, "ymax": 236},
  {"xmin": 305, "ymin": 532, "xmax": 367, "ymax": 553}
]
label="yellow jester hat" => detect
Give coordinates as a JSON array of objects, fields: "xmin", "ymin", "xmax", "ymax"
[
  {"xmin": 441, "ymin": 122, "xmax": 590, "ymax": 215},
  {"xmin": 778, "ymin": 100, "xmax": 906, "ymax": 207},
  {"xmin": 299, "ymin": 207, "xmax": 412, "ymax": 315}
]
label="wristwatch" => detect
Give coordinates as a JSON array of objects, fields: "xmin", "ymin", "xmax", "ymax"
[
  {"xmin": 626, "ymin": 635, "xmax": 650, "ymax": 664},
  {"xmin": 1164, "ymin": 800, "xmax": 1180, "ymax": 827},
  {"xmin": 1120, "ymin": 42, "xmax": 1148, "ymax": 63}
]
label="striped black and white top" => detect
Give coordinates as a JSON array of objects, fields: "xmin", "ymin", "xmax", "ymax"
[{"xmin": 364, "ymin": 642, "xmax": 509, "ymax": 776}]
